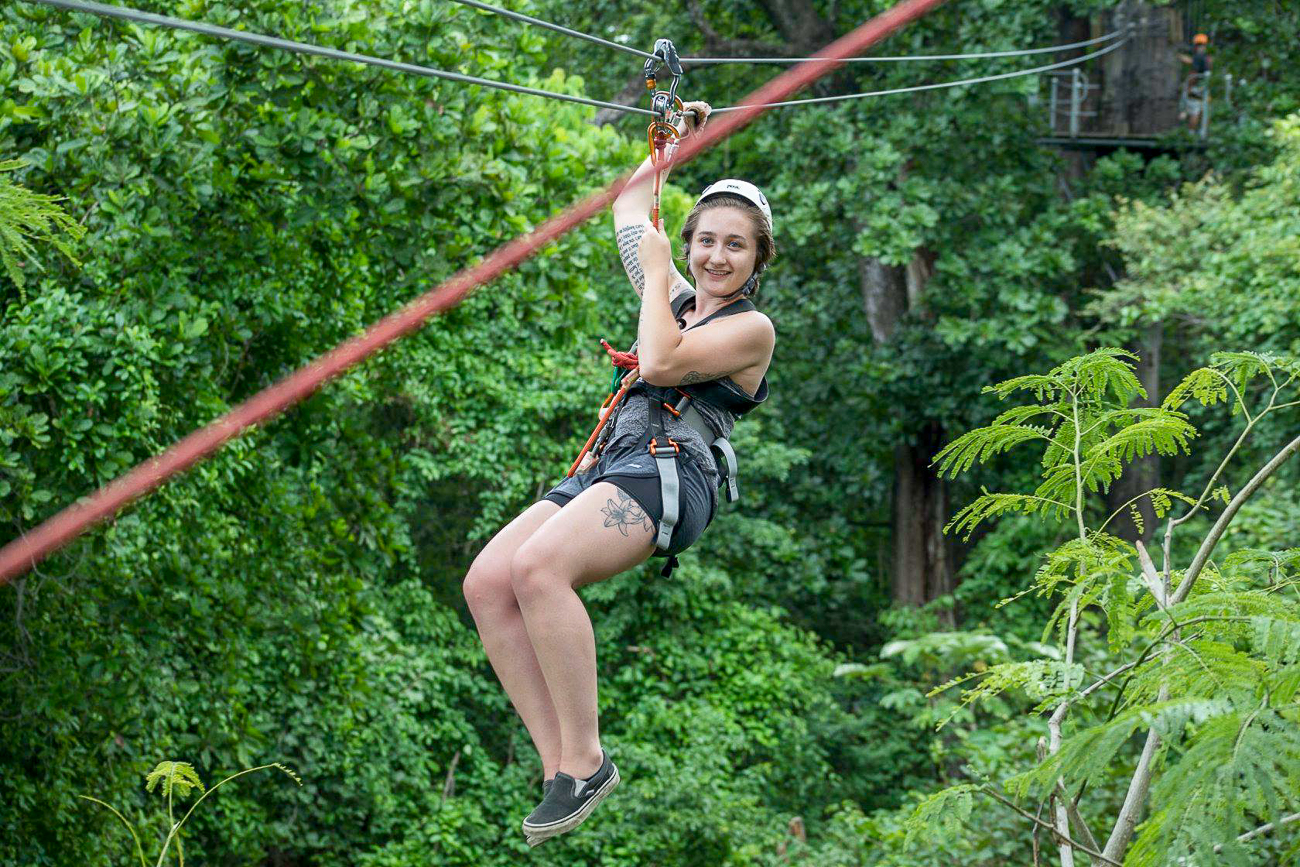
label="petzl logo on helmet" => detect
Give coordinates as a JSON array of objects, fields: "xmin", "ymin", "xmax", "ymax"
[{"xmin": 696, "ymin": 179, "xmax": 773, "ymax": 234}]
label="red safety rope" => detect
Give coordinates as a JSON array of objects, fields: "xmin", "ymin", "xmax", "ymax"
[
  {"xmin": 0, "ymin": 0, "xmax": 947, "ymax": 585},
  {"xmin": 600, "ymin": 339, "xmax": 639, "ymax": 370}
]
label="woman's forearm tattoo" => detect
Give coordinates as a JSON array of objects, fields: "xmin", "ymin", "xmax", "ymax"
[{"xmin": 616, "ymin": 225, "xmax": 647, "ymax": 295}]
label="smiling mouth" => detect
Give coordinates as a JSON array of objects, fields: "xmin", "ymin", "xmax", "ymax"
[{"xmin": 705, "ymin": 269, "xmax": 731, "ymax": 278}]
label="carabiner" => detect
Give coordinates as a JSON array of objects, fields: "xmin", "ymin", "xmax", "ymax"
[
  {"xmin": 643, "ymin": 38, "xmax": 682, "ymax": 118},
  {"xmin": 643, "ymin": 38, "xmax": 685, "ymax": 226},
  {"xmin": 649, "ymin": 92, "xmax": 684, "ymax": 126},
  {"xmin": 647, "ymin": 119, "xmax": 680, "ymax": 163}
]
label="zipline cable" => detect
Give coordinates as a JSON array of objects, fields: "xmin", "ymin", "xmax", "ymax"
[
  {"xmin": 442, "ymin": 0, "xmax": 1120, "ymax": 68},
  {"xmin": 23, "ymin": 0, "xmax": 659, "ymax": 117},
  {"xmin": 711, "ymin": 35, "xmax": 1128, "ymax": 112},
  {"xmin": 684, "ymin": 29, "xmax": 1124, "ymax": 63},
  {"xmin": 0, "ymin": 0, "xmax": 950, "ymax": 586},
  {"xmin": 444, "ymin": 0, "xmax": 656, "ymax": 60}
]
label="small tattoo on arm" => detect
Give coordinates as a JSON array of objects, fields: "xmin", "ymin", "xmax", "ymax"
[
  {"xmin": 600, "ymin": 490, "xmax": 655, "ymax": 537},
  {"xmin": 679, "ymin": 371, "xmax": 719, "ymax": 385},
  {"xmin": 616, "ymin": 225, "xmax": 647, "ymax": 296}
]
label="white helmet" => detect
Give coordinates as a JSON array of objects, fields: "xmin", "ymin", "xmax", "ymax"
[{"xmin": 695, "ymin": 179, "xmax": 773, "ymax": 234}]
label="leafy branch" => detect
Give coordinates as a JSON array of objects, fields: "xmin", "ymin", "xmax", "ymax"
[
  {"xmin": 919, "ymin": 349, "xmax": 1300, "ymax": 866},
  {"xmin": 80, "ymin": 759, "xmax": 301, "ymax": 866},
  {"xmin": 0, "ymin": 158, "xmax": 85, "ymax": 296}
]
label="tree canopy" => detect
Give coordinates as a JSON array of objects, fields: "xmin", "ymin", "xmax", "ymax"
[{"xmin": 3, "ymin": 0, "xmax": 1300, "ymax": 864}]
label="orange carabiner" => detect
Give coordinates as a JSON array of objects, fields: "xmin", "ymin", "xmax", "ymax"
[
  {"xmin": 647, "ymin": 120, "xmax": 680, "ymax": 225},
  {"xmin": 646, "ymin": 120, "xmax": 679, "ymax": 163}
]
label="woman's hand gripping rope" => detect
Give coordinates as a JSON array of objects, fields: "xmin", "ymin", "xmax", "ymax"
[
  {"xmin": 637, "ymin": 218, "xmax": 673, "ymax": 277},
  {"xmin": 676, "ymin": 100, "xmax": 711, "ymax": 136}
]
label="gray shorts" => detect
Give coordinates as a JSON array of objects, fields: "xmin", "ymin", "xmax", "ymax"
[{"xmin": 542, "ymin": 443, "xmax": 718, "ymax": 557}]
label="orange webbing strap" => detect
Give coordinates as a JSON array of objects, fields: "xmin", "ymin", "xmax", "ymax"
[{"xmin": 566, "ymin": 369, "xmax": 641, "ymax": 477}]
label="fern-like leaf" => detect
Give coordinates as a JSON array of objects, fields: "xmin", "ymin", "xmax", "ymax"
[
  {"xmin": 1164, "ymin": 366, "xmax": 1229, "ymax": 411},
  {"xmin": 945, "ymin": 491, "xmax": 1070, "ymax": 541},
  {"xmin": 0, "ymin": 158, "xmax": 84, "ymax": 291},
  {"xmin": 1007, "ymin": 697, "xmax": 1235, "ymax": 801},
  {"xmin": 933, "ymin": 424, "xmax": 1051, "ymax": 480},
  {"xmin": 1128, "ymin": 705, "xmax": 1300, "ymax": 867},
  {"xmin": 902, "ymin": 784, "xmax": 979, "ymax": 849},
  {"xmin": 930, "ymin": 660, "xmax": 1085, "ymax": 728},
  {"xmin": 145, "ymin": 762, "xmax": 205, "ymax": 799}
]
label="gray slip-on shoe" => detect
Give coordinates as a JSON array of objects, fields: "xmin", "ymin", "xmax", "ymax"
[{"xmin": 522, "ymin": 751, "xmax": 619, "ymax": 846}]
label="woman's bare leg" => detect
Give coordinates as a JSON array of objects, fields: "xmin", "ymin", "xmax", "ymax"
[
  {"xmin": 463, "ymin": 501, "xmax": 564, "ymax": 779},
  {"xmin": 510, "ymin": 483, "xmax": 657, "ymax": 780}
]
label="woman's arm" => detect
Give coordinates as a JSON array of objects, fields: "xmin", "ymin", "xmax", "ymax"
[
  {"xmin": 611, "ymin": 102, "xmax": 710, "ymax": 298},
  {"xmin": 634, "ymin": 222, "xmax": 774, "ymax": 387}
]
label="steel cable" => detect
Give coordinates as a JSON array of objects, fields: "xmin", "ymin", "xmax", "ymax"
[
  {"xmin": 711, "ymin": 35, "xmax": 1128, "ymax": 113},
  {"xmin": 24, "ymin": 0, "xmax": 659, "ymax": 116},
  {"xmin": 684, "ymin": 29, "xmax": 1125, "ymax": 64},
  {"xmin": 445, "ymin": 0, "xmax": 656, "ymax": 60},
  {"xmin": 0, "ymin": 0, "xmax": 950, "ymax": 585}
]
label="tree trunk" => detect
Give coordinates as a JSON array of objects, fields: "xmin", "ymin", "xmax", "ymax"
[
  {"xmin": 1105, "ymin": 322, "xmax": 1163, "ymax": 542},
  {"xmin": 891, "ymin": 422, "xmax": 954, "ymax": 606},
  {"xmin": 1100, "ymin": 2, "xmax": 1183, "ymax": 135},
  {"xmin": 755, "ymin": 0, "xmax": 836, "ymax": 52},
  {"xmin": 859, "ymin": 248, "xmax": 954, "ymax": 609}
]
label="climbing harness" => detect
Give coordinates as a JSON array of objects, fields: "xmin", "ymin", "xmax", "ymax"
[
  {"xmin": 566, "ymin": 56, "xmax": 773, "ymax": 571},
  {"xmin": 570, "ymin": 292, "xmax": 768, "ymax": 575},
  {"xmin": 566, "ymin": 56, "xmax": 689, "ymax": 479}
]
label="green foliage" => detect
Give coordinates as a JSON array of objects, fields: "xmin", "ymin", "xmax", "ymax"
[
  {"xmin": 0, "ymin": 157, "xmax": 83, "ymax": 294},
  {"xmin": 901, "ymin": 783, "xmax": 978, "ymax": 849},
  {"xmin": 912, "ymin": 349, "xmax": 1300, "ymax": 864},
  {"xmin": 4, "ymin": 1, "xmax": 1300, "ymax": 865},
  {"xmin": 81, "ymin": 759, "xmax": 300, "ymax": 867},
  {"xmin": 935, "ymin": 348, "xmax": 1196, "ymax": 541},
  {"xmin": 143, "ymin": 761, "xmax": 205, "ymax": 799},
  {"xmin": 930, "ymin": 658, "xmax": 1084, "ymax": 725},
  {"xmin": 1097, "ymin": 115, "xmax": 1300, "ymax": 355}
]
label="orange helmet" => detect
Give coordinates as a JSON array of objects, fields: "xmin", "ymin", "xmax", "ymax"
[{"xmin": 1193, "ymin": 33, "xmax": 1209, "ymax": 45}]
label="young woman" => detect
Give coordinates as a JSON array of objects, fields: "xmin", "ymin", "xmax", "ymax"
[{"xmin": 460, "ymin": 101, "xmax": 776, "ymax": 846}]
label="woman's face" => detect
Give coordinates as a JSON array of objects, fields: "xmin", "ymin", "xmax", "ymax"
[{"xmin": 687, "ymin": 206, "xmax": 759, "ymax": 298}]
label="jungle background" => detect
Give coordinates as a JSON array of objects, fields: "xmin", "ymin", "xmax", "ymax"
[{"xmin": 2, "ymin": 0, "xmax": 1299, "ymax": 864}]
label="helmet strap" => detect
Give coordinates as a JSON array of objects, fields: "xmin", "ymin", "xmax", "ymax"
[{"xmin": 723, "ymin": 270, "xmax": 759, "ymax": 300}]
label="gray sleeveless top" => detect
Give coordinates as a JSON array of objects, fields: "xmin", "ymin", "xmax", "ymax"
[{"xmin": 602, "ymin": 293, "xmax": 760, "ymax": 477}]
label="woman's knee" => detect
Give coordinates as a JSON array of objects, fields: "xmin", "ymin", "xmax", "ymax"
[
  {"xmin": 510, "ymin": 536, "xmax": 569, "ymax": 604},
  {"xmin": 463, "ymin": 554, "xmax": 516, "ymax": 616}
]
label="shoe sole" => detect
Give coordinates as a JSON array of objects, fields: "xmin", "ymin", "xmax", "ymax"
[{"xmin": 522, "ymin": 766, "xmax": 620, "ymax": 847}]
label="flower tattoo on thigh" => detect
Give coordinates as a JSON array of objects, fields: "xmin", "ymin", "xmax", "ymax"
[{"xmin": 601, "ymin": 489, "xmax": 654, "ymax": 537}]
